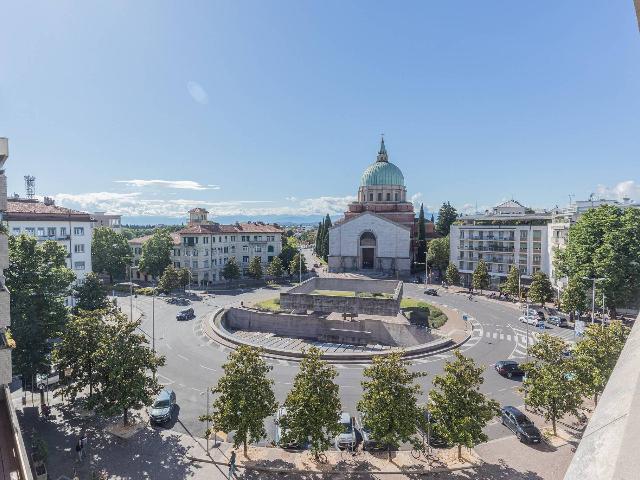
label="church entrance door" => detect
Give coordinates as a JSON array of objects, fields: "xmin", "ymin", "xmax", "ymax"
[{"xmin": 362, "ymin": 248, "xmax": 375, "ymax": 269}]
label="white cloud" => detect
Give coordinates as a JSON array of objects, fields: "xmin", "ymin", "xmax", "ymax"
[
  {"xmin": 187, "ymin": 81, "xmax": 209, "ymax": 104},
  {"xmin": 410, "ymin": 192, "xmax": 423, "ymax": 208},
  {"xmin": 51, "ymin": 192, "xmax": 356, "ymax": 218},
  {"xmin": 115, "ymin": 179, "xmax": 220, "ymax": 190},
  {"xmin": 596, "ymin": 180, "xmax": 640, "ymax": 201}
]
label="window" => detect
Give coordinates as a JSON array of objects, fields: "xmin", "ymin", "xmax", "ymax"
[
  {"xmin": 255, "ymin": 246, "xmax": 262, "ymax": 253},
  {"xmin": 204, "ymin": 237, "xmax": 209, "ymax": 244},
  {"xmin": 60, "ymin": 227, "xmax": 67, "ymax": 236},
  {"xmin": 243, "ymin": 245, "xmax": 248, "ymax": 252},
  {"xmin": 520, "ymin": 230, "xmax": 528, "ymax": 240},
  {"xmin": 369, "ymin": 193, "xmax": 373, "ymax": 201},
  {"xmin": 25, "ymin": 227, "xmax": 35, "ymax": 236},
  {"xmin": 243, "ymin": 256, "xmax": 250, "ymax": 263},
  {"xmin": 267, "ymin": 245, "xmax": 274, "ymax": 253},
  {"xmin": 377, "ymin": 193, "xmax": 382, "ymax": 201},
  {"xmin": 533, "ymin": 255, "xmax": 541, "ymax": 265},
  {"xmin": 74, "ymin": 244, "xmax": 85, "ymax": 253},
  {"xmin": 533, "ymin": 230, "xmax": 542, "ymax": 241},
  {"xmin": 74, "ymin": 261, "xmax": 85, "ymax": 270},
  {"xmin": 47, "ymin": 227, "xmax": 56, "ymax": 237},
  {"xmin": 174, "ymin": 249, "xmax": 181, "ymax": 256},
  {"xmin": 224, "ymin": 236, "xmax": 228, "ymax": 242},
  {"xmin": 231, "ymin": 236, "xmax": 236, "ymax": 241},
  {"xmin": 174, "ymin": 261, "xmax": 181, "ymax": 268},
  {"xmin": 203, "ymin": 260, "xmax": 209, "ymax": 268},
  {"xmin": 386, "ymin": 192, "xmax": 391, "ymax": 201},
  {"xmin": 223, "ymin": 246, "xmax": 228, "ymax": 253},
  {"xmin": 37, "ymin": 227, "xmax": 45, "ymax": 237},
  {"xmin": 253, "ymin": 235, "xmax": 258, "ymax": 241},
  {"xmin": 395, "ymin": 192, "xmax": 399, "ymax": 201},
  {"xmin": 459, "ymin": 261, "xmax": 464, "ymax": 270},
  {"xmin": 459, "ymin": 230, "xmax": 464, "ymax": 239},
  {"xmin": 268, "ymin": 256, "xmax": 274, "ymax": 263},
  {"xmin": 192, "ymin": 260, "xmax": 198, "ymax": 269},
  {"xmin": 12, "ymin": 227, "xmax": 20, "ymax": 235},
  {"xmin": 74, "ymin": 227, "xmax": 84, "ymax": 235},
  {"xmin": 204, "ymin": 249, "xmax": 208, "ymax": 256}
]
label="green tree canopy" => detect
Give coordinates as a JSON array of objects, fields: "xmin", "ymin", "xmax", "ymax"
[
  {"xmin": 501, "ymin": 266, "xmax": 520, "ymax": 297},
  {"xmin": 203, "ymin": 346, "xmax": 277, "ymax": 455},
  {"xmin": 6, "ymin": 235, "xmax": 76, "ymax": 379},
  {"xmin": 560, "ymin": 277, "xmax": 588, "ymax": 315},
  {"xmin": 74, "ymin": 272, "xmax": 108, "ymax": 312},
  {"xmin": 266, "ymin": 256, "xmax": 284, "ymax": 279},
  {"xmin": 279, "ymin": 235, "xmax": 298, "ymax": 270},
  {"xmin": 529, "ymin": 271, "xmax": 554, "ymax": 306},
  {"xmin": 178, "ymin": 267, "xmax": 191, "ymax": 289},
  {"xmin": 91, "ymin": 227, "xmax": 132, "ymax": 283},
  {"xmin": 574, "ymin": 321, "xmax": 630, "ymax": 405},
  {"xmin": 554, "ymin": 205, "xmax": 640, "ymax": 314},
  {"xmin": 157, "ymin": 265, "xmax": 181, "ymax": 293},
  {"xmin": 222, "ymin": 257, "xmax": 241, "ymax": 283},
  {"xmin": 417, "ymin": 204, "xmax": 427, "ymax": 265},
  {"xmin": 89, "ymin": 308, "xmax": 165, "ymax": 425},
  {"xmin": 521, "ymin": 334, "xmax": 583, "ymax": 435},
  {"xmin": 429, "ymin": 350, "xmax": 500, "ymax": 460},
  {"xmin": 138, "ymin": 230, "xmax": 173, "ymax": 278},
  {"xmin": 279, "ymin": 348, "xmax": 342, "ymax": 458},
  {"xmin": 427, "ymin": 235, "xmax": 449, "ymax": 275},
  {"xmin": 289, "ymin": 252, "xmax": 308, "ymax": 278},
  {"xmin": 472, "ymin": 260, "xmax": 490, "ymax": 293},
  {"xmin": 435, "ymin": 202, "xmax": 458, "ymax": 236},
  {"xmin": 247, "ymin": 256, "xmax": 263, "ymax": 280},
  {"xmin": 358, "ymin": 352, "xmax": 426, "ymax": 460},
  {"xmin": 445, "ymin": 263, "xmax": 460, "ymax": 286}
]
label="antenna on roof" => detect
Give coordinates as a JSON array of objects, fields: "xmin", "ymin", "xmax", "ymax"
[
  {"xmin": 24, "ymin": 175, "xmax": 36, "ymax": 199},
  {"xmin": 568, "ymin": 194, "xmax": 574, "ymax": 206}
]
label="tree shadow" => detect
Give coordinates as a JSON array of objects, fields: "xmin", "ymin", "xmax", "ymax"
[{"xmin": 408, "ymin": 459, "xmax": 545, "ymax": 480}]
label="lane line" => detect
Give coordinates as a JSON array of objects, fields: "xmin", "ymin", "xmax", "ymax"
[
  {"xmin": 177, "ymin": 354, "xmax": 190, "ymax": 361},
  {"xmin": 200, "ymin": 365, "xmax": 216, "ymax": 371}
]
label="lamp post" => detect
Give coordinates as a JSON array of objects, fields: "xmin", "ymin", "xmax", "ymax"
[
  {"xmin": 583, "ymin": 277, "xmax": 605, "ymax": 324},
  {"xmin": 425, "ymin": 252, "xmax": 428, "ymax": 287}
]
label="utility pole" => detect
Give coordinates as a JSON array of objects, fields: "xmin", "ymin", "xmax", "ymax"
[
  {"xmin": 299, "ymin": 246, "xmax": 302, "ymax": 284},
  {"xmin": 129, "ymin": 264, "xmax": 133, "ymax": 322},
  {"xmin": 425, "ymin": 252, "xmax": 428, "ymax": 287},
  {"xmin": 583, "ymin": 276, "xmax": 605, "ymax": 324}
]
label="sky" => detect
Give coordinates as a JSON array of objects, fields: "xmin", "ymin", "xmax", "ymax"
[{"xmin": 1, "ymin": 1, "xmax": 639, "ymax": 224}]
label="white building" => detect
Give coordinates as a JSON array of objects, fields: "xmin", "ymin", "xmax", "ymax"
[
  {"xmin": 129, "ymin": 208, "xmax": 284, "ymax": 285},
  {"xmin": 92, "ymin": 211, "xmax": 122, "ymax": 233},
  {"xmin": 449, "ymin": 200, "xmax": 552, "ymax": 289},
  {"xmin": 5, "ymin": 197, "xmax": 94, "ymax": 284}
]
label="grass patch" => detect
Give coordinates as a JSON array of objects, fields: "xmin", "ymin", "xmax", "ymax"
[
  {"xmin": 254, "ymin": 297, "xmax": 281, "ymax": 312},
  {"xmin": 401, "ymin": 298, "xmax": 448, "ymax": 329}
]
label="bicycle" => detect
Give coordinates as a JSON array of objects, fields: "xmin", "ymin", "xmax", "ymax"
[
  {"xmin": 411, "ymin": 439, "xmax": 434, "ymax": 463},
  {"xmin": 340, "ymin": 442, "xmax": 360, "ymax": 459}
]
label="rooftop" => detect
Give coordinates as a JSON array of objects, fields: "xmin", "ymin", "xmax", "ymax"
[
  {"xmin": 5, "ymin": 198, "xmax": 92, "ymax": 221},
  {"xmin": 128, "ymin": 232, "xmax": 182, "ymax": 246}
]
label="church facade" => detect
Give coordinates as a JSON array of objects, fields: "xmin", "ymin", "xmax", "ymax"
[{"xmin": 328, "ymin": 138, "xmax": 416, "ymax": 276}]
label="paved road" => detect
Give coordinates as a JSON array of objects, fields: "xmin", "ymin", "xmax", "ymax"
[{"xmin": 121, "ymin": 278, "xmax": 575, "ymax": 447}]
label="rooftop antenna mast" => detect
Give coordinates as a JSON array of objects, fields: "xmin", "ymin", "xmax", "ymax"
[
  {"xmin": 568, "ymin": 194, "xmax": 574, "ymax": 206},
  {"xmin": 24, "ymin": 175, "xmax": 36, "ymax": 199}
]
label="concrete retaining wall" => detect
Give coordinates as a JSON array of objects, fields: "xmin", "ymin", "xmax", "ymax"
[
  {"xmin": 224, "ymin": 307, "xmax": 433, "ymax": 347},
  {"xmin": 280, "ymin": 277, "xmax": 402, "ymax": 316}
]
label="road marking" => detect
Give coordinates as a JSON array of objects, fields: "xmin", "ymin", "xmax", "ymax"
[
  {"xmin": 166, "ymin": 343, "xmax": 173, "ymax": 350},
  {"xmin": 200, "ymin": 365, "xmax": 216, "ymax": 371},
  {"xmin": 177, "ymin": 354, "xmax": 190, "ymax": 361}
]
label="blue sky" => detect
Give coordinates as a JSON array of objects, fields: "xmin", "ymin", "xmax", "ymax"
[{"xmin": 1, "ymin": 1, "xmax": 639, "ymax": 223}]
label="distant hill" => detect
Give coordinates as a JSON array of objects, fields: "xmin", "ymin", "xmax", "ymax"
[{"xmin": 121, "ymin": 214, "xmax": 332, "ymax": 227}]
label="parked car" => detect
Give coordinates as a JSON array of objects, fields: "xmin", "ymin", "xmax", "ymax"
[
  {"xmin": 176, "ymin": 308, "xmax": 195, "ymax": 321},
  {"xmin": 424, "ymin": 288, "xmax": 438, "ymax": 296},
  {"xmin": 536, "ymin": 310, "xmax": 546, "ymax": 320},
  {"xmin": 334, "ymin": 412, "xmax": 356, "ymax": 450},
  {"xmin": 548, "ymin": 316, "xmax": 569, "ymax": 328},
  {"xmin": 519, "ymin": 316, "xmax": 545, "ymax": 328},
  {"xmin": 501, "ymin": 406, "xmax": 541, "ymax": 444},
  {"xmin": 495, "ymin": 360, "xmax": 524, "ymax": 379},
  {"xmin": 274, "ymin": 407, "xmax": 303, "ymax": 449},
  {"xmin": 149, "ymin": 389, "xmax": 176, "ymax": 425},
  {"xmin": 356, "ymin": 411, "xmax": 386, "ymax": 451},
  {"xmin": 35, "ymin": 369, "xmax": 60, "ymax": 390}
]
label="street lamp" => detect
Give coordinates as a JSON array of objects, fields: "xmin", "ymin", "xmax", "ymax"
[{"xmin": 582, "ymin": 277, "xmax": 605, "ymax": 324}]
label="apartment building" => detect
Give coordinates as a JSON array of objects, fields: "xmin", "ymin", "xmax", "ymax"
[
  {"xmin": 4, "ymin": 197, "xmax": 94, "ymax": 284},
  {"xmin": 449, "ymin": 200, "xmax": 552, "ymax": 289},
  {"xmin": 129, "ymin": 208, "xmax": 284, "ymax": 285},
  {"xmin": 92, "ymin": 211, "xmax": 122, "ymax": 233}
]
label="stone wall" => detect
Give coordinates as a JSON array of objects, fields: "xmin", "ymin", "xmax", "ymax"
[
  {"xmin": 280, "ymin": 277, "xmax": 402, "ymax": 316},
  {"xmin": 224, "ymin": 307, "xmax": 433, "ymax": 347}
]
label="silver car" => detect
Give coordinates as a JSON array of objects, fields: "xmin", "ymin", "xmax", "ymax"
[
  {"xmin": 149, "ymin": 389, "xmax": 176, "ymax": 424},
  {"xmin": 334, "ymin": 412, "xmax": 356, "ymax": 450}
]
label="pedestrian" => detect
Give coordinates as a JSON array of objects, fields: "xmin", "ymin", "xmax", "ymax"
[
  {"xmin": 75, "ymin": 438, "xmax": 83, "ymax": 462},
  {"xmin": 228, "ymin": 450, "xmax": 236, "ymax": 479},
  {"xmin": 80, "ymin": 431, "xmax": 88, "ymax": 460}
]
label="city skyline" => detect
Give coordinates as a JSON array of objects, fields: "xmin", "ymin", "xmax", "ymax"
[{"xmin": 1, "ymin": 1, "xmax": 640, "ymax": 223}]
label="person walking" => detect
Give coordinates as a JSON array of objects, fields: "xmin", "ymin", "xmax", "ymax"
[
  {"xmin": 75, "ymin": 438, "xmax": 83, "ymax": 462},
  {"xmin": 80, "ymin": 432, "xmax": 88, "ymax": 460},
  {"xmin": 228, "ymin": 451, "xmax": 236, "ymax": 479}
]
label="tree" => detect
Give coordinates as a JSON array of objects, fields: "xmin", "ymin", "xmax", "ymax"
[
  {"xmin": 6, "ymin": 235, "xmax": 76, "ymax": 380},
  {"xmin": 445, "ymin": 263, "xmax": 460, "ymax": 286},
  {"xmin": 472, "ymin": 260, "xmax": 490, "ymax": 293},
  {"xmin": 321, "ymin": 214, "xmax": 332, "ymax": 261},
  {"xmin": 138, "ymin": 229, "xmax": 173, "ymax": 279},
  {"xmin": 222, "ymin": 257, "xmax": 241, "ymax": 283},
  {"xmin": 90, "ymin": 309, "xmax": 165, "ymax": 425},
  {"xmin": 203, "ymin": 346, "xmax": 277, "ymax": 456},
  {"xmin": 74, "ymin": 272, "xmax": 108, "ymax": 311},
  {"xmin": 501, "ymin": 266, "xmax": 520, "ymax": 297},
  {"xmin": 436, "ymin": 202, "xmax": 458, "ymax": 236},
  {"xmin": 358, "ymin": 352, "xmax": 426, "ymax": 461},
  {"xmin": 247, "ymin": 256, "xmax": 263, "ymax": 280},
  {"xmin": 178, "ymin": 267, "xmax": 191, "ymax": 290},
  {"xmin": 429, "ymin": 350, "xmax": 500, "ymax": 460},
  {"xmin": 528, "ymin": 271, "xmax": 554, "ymax": 306},
  {"xmin": 266, "ymin": 256, "xmax": 284, "ymax": 280},
  {"xmin": 417, "ymin": 204, "xmax": 427, "ymax": 266},
  {"xmin": 560, "ymin": 277, "xmax": 588, "ymax": 316},
  {"xmin": 574, "ymin": 321, "xmax": 630, "ymax": 406},
  {"xmin": 157, "ymin": 265, "xmax": 181, "ymax": 293},
  {"xmin": 427, "ymin": 235, "xmax": 449, "ymax": 276},
  {"xmin": 279, "ymin": 348, "xmax": 342, "ymax": 458},
  {"xmin": 91, "ymin": 227, "xmax": 132, "ymax": 283},
  {"xmin": 521, "ymin": 334, "xmax": 583, "ymax": 435},
  {"xmin": 430, "ymin": 213, "xmax": 434, "ymax": 223},
  {"xmin": 279, "ymin": 236, "xmax": 298, "ymax": 270},
  {"xmin": 289, "ymin": 252, "xmax": 308, "ymax": 278},
  {"xmin": 554, "ymin": 206, "xmax": 640, "ymax": 315},
  {"xmin": 54, "ymin": 308, "xmax": 106, "ymax": 401}
]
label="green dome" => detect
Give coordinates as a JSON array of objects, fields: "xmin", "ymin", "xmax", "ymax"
[{"xmin": 360, "ymin": 161, "xmax": 405, "ymax": 186}]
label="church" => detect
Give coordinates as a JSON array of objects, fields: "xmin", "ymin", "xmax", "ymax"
[{"xmin": 328, "ymin": 138, "xmax": 417, "ymax": 276}]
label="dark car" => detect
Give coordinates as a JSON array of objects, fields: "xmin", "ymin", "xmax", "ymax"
[
  {"xmin": 536, "ymin": 310, "xmax": 546, "ymax": 320},
  {"xmin": 495, "ymin": 360, "xmax": 524, "ymax": 379},
  {"xmin": 501, "ymin": 406, "xmax": 541, "ymax": 443},
  {"xmin": 356, "ymin": 411, "xmax": 385, "ymax": 451},
  {"xmin": 424, "ymin": 288, "xmax": 438, "ymax": 296},
  {"xmin": 149, "ymin": 389, "xmax": 176, "ymax": 424},
  {"xmin": 176, "ymin": 308, "xmax": 195, "ymax": 321}
]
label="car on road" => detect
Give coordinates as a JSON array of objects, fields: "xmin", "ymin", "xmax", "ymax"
[
  {"xmin": 149, "ymin": 389, "xmax": 176, "ymax": 425},
  {"xmin": 274, "ymin": 407, "xmax": 303, "ymax": 449},
  {"xmin": 356, "ymin": 411, "xmax": 384, "ymax": 451},
  {"xmin": 495, "ymin": 360, "xmax": 524, "ymax": 379},
  {"xmin": 176, "ymin": 308, "xmax": 195, "ymax": 321},
  {"xmin": 547, "ymin": 315, "xmax": 569, "ymax": 328},
  {"xmin": 35, "ymin": 369, "xmax": 60, "ymax": 390},
  {"xmin": 501, "ymin": 406, "xmax": 541, "ymax": 444},
  {"xmin": 334, "ymin": 412, "xmax": 356, "ymax": 450},
  {"xmin": 424, "ymin": 288, "xmax": 438, "ymax": 296},
  {"xmin": 519, "ymin": 316, "xmax": 545, "ymax": 328}
]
